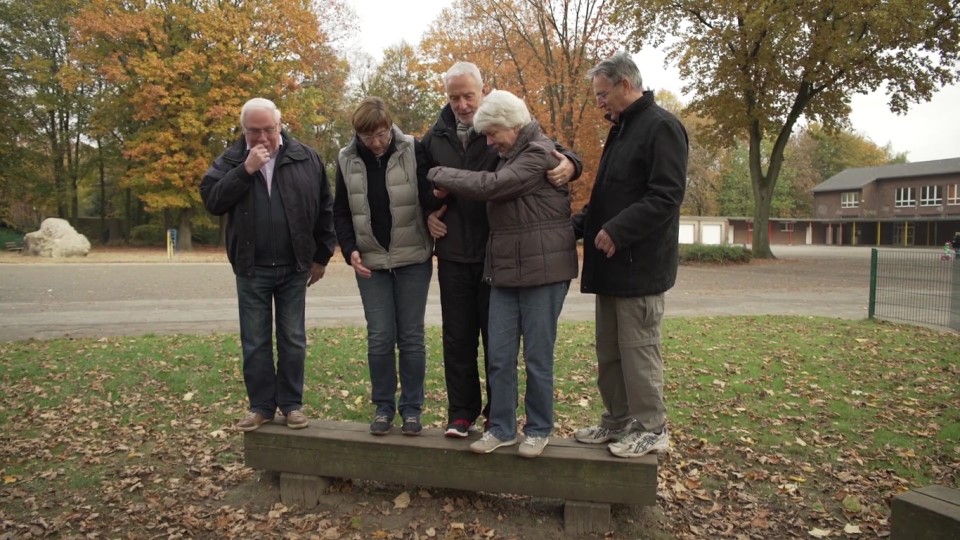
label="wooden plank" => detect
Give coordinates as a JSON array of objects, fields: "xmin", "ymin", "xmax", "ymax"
[
  {"xmin": 891, "ymin": 488, "xmax": 960, "ymax": 540},
  {"xmin": 564, "ymin": 500, "xmax": 611, "ymax": 534},
  {"xmin": 244, "ymin": 420, "xmax": 657, "ymax": 506},
  {"xmin": 916, "ymin": 485, "xmax": 960, "ymax": 506}
]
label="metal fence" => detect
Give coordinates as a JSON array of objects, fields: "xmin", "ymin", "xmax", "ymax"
[{"xmin": 869, "ymin": 248, "xmax": 960, "ymax": 331}]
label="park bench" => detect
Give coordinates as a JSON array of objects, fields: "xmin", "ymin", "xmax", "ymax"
[
  {"xmin": 244, "ymin": 419, "xmax": 658, "ymax": 534},
  {"xmin": 891, "ymin": 485, "xmax": 960, "ymax": 539},
  {"xmin": 4, "ymin": 240, "xmax": 23, "ymax": 252}
]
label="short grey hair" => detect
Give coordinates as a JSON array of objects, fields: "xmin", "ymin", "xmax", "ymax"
[
  {"xmin": 587, "ymin": 52, "xmax": 643, "ymax": 90},
  {"xmin": 472, "ymin": 90, "xmax": 531, "ymax": 133},
  {"xmin": 240, "ymin": 97, "xmax": 282, "ymax": 127},
  {"xmin": 443, "ymin": 61, "xmax": 483, "ymax": 90}
]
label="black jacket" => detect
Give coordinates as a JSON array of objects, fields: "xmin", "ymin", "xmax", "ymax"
[
  {"xmin": 574, "ymin": 91, "xmax": 688, "ymax": 297},
  {"xmin": 422, "ymin": 104, "xmax": 584, "ymax": 264},
  {"xmin": 199, "ymin": 133, "xmax": 336, "ymax": 276}
]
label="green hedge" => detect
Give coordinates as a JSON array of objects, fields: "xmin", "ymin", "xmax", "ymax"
[
  {"xmin": 679, "ymin": 244, "xmax": 753, "ymax": 264},
  {"xmin": 0, "ymin": 227, "xmax": 23, "ymax": 245},
  {"xmin": 128, "ymin": 224, "xmax": 166, "ymax": 246}
]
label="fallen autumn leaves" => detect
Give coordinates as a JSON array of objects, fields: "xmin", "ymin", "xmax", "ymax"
[{"xmin": 1, "ymin": 317, "xmax": 957, "ymax": 539}]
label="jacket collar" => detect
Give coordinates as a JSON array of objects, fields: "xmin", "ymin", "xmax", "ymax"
[
  {"xmin": 500, "ymin": 121, "xmax": 542, "ymax": 161},
  {"xmin": 431, "ymin": 104, "xmax": 458, "ymax": 134},
  {"xmin": 605, "ymin": 90, "xmax": 655, "ymax": 126}
]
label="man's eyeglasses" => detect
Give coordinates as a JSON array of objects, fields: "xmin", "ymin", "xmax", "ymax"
[
  {"xmin": 244, "ymin": 126, "xmax": 278, "ymax": 136},
  {"xmin": 358, "ymin": 129, "xmax": 392, "ymax": 144}
]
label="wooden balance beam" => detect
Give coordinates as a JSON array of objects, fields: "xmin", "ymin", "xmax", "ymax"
[{"xmin": 244, "ymin": 419, "xmax": 658, "ymax": 534}]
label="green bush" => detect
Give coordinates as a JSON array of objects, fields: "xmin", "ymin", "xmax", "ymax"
[
  {"xmin": 0, "ymin": 227, "xmax": 24, "ymax": 245},
  {"xmin": 128, "ymin": 224, "xmax": 166, "ymax": 246},
  {"xmin": 679, "ymin": 244, "xmax": 753, "ymax": 264}
]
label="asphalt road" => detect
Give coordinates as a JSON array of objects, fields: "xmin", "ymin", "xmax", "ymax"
[{"xmin": 0, "ymin": 245, "xmax": 875, "ymax": 342}]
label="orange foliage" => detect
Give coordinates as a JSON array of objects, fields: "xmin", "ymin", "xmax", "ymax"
[
  {"xmin": 70, "ymin": 0, "xmax": 349, "ymax": 214},
  {"xmin": 419, "ymin": 0, "xmax": 628, "ymax": 209}
]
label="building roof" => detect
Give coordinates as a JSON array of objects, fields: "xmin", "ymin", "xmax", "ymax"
[{"xmin": 811, "ymin": 157, "xmax": 960, "ymax": 193}]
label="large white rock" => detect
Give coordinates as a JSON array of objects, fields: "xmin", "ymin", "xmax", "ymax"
[{"xmin": 23, "ymin": 218, "xmax": 91, "ymax": 257}]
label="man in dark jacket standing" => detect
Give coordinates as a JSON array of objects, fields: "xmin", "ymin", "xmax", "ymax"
[
  {"xmin": 422, "ymin": 62, "xmax": 582, "ymax": 437},
  {"xmin": 573, "ymin": 53, "xmax": 687, "ymax": 458},
  {"xmin": 200, "ymin": 97, "xmax": 336, "ymax": 432}
]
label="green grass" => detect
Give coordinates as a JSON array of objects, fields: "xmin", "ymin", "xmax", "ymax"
[{"xmin": 0, "ymin": 316, "xmax": 957, "ymax": 538}]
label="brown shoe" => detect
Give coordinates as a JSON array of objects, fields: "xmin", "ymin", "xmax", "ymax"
[
  {"xmin": 285, "ymin": 409, "xmax": 308, "ymax": 429},
  {"xmin": 237, "ymin": 411, "xmax": 269, "ymax": 432}
]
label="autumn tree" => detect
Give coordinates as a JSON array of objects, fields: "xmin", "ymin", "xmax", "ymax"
[
  {"xmin": 71, "ymin": 0, "xmax": 350, "ymax": 250},
  {"xmin": 421, "ymin": 0, "xmax": 628, "ymax": 208},
  {"xmin": 617, "ymin": 0, "xmax": 960, "ymax": 257},
  {"xmin": 783, "ymin": 123, "xmax": 906, "ymax": 215},
  {"xmin": 358, "ymin": 42, "xmax": 445, "ymax": 137},
  {"xmin": 1, "ymin": 0, "xmax": 94, "ymax": 224}
]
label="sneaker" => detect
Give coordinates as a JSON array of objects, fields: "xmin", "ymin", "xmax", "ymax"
[
  {"xmin": 518, "ymin": 435, "xmax": 549, "ymax": 458},
  {"xmin": 445, "ymin": 419, "xmax": 473, "ymax": 438},
  {"xmin": 401, "ymin": 416, "xmax": 422, "ymax": 436},
  {"xmin": 237, "ymin": 411, "xmax": 270, "ymax": 432},
  {"xmin": 574, "ymin": 424, "xmax": 627, "ymax": 444},
  {"xmin": 608, "ymin": 427, "xmax": 670, "ymax": 458},
  {"xmin": 285, "ymin": 409, "xmax": 308, "ymax": 429},
  {"xmin": 469, "ymin": 432, "xmax": 517, "ymax": 454},
  {"xmin": 370, "ymin": 414, "xmax": 392, "ymax": 435}
]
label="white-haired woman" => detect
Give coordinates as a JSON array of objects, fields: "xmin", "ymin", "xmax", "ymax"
[{"xmin": 428, "ymin": 90, "xmax": 578, "ymax": 458}]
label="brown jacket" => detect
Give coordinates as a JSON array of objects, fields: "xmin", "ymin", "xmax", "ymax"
[{"xmin": 428, "ymin": 122, "xmax": 578, "ymax": 288}]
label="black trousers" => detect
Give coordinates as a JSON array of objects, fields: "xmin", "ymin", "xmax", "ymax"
[{"xmin": 437, "ymin": 258, "xmax": 491, "ymax": 423}]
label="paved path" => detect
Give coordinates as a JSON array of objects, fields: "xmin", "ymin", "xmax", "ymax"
[{"xmin": 0, "ymin": 246, "xmax": 875, "ymax": 342}]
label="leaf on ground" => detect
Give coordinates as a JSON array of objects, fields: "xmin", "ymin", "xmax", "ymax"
[
  {"xmin": 393, "ymin": 492, "xmax": 410, "ymax": 509},
  {"xmin": 808, "ymin": 528, "xmax": 831, "ymax": 538},
  {"xmin": 844, "ymin": 523, "xmax": 861, "ymax": 534}
]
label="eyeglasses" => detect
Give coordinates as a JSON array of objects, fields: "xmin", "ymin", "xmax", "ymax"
[
  {"xmin": 358, "ymin": 129, "xmax": 392, "ymax": 144},
  {"xmin": 244, "ymin": 126, "xmax": 278, "ymax": 136}
]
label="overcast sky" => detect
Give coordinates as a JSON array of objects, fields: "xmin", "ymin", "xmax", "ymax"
[{"xmin": 345, "ymin": 0, "xmax": 960, "ymax": 163}]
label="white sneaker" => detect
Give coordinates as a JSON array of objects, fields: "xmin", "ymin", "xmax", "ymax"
[
  {"xmin": 469, "ymin": 432, "xmax": 517, "ymax": 454},
  {"xmin": 608, "ymin": 427, "xmax": 669, "ymax": 458},
  {"xmin": 518, "ymin": 436, "xmax": 549, "ymax": 458},
  {"xmin": 574, "ymin": 424, "xmax": 627, "ymax": 444}
]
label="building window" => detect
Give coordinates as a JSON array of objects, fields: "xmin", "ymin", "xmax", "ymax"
[
  {"xmin": 920, "ymin": 185, "xmax": 942, "ymax": 206},
  {"xmin": 780, "ymin": 222, "xmax": 795, "ymax": 232},
  {"xmin": 840, "ymin": 192, "xmax": 859, "ymax": 208},
  {"xmin": 895, "ymin": 187, "xmax": 915, "ymax": 208},
  {"xmin": 948, "ymin": 184, "xmax": 959, "ymax": 205}
]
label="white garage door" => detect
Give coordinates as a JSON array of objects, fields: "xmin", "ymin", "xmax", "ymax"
[
  {"xmin": 702, "ymin": 224, "xmax": 723, "ymax": 245},
  {"xmin": 678, "ymin": 223, "xmax": 695, "ymax": 244}
]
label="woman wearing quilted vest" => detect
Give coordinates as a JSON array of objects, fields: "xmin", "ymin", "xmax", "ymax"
[{"xmin": 333, "ymin": 97, "xmax": 439, "ymax": 436}]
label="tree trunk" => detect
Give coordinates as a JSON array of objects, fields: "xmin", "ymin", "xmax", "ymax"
[
  {"xmin": 97, "ymin": 138, "xmax": 107, "ymax": 243},
  {"xmin": 178, "ymin": 208, "xmax": 193, "ymax": 252},
  {"xmin": 748, "ymin": 123, "xmax": 775, "ymax": 259}
]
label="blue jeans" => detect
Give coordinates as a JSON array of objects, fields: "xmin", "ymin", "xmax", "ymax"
[
  {"xmin": 356, "ymin": 259, "xmax": 433, "ymax": 419},
  {"xmin": 235, "ymin": 265, "xmax": 310, "ymax": 417},
  {"xmin": 486, "ymin": 281, "xmax": 569, "ymax": 440}
]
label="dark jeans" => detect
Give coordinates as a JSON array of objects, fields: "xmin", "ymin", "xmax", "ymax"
[
  {"xmin": 235, "ymin": 265, "xmax": 310, "ymax": 418},
  {"xmin": 438, "ymin": 259, "xmax": 491, "ymax": 424},
  {"xmin": 356, "ymin": 259, "xmax": 433, "ymax": 419}
]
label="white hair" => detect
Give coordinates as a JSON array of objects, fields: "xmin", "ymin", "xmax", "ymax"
[
  {"xmin": 443, "ymin": 61, "xmax": 483, "ymax": 90},
  {"xmin": 240, "ymin": 97, "xmax": 282, "ymax": 127},
  {"xmin": 472, "ymin": 90, "xmax": 531, "ymax": 133}
]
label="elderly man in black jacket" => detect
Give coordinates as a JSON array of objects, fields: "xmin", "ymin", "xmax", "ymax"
[
  {"xmin": 200, "ymin": 97, "xmax": 336, "ymax": 432},
  {"xmin": 422, "ymin": 62, "xmax": 583, "ymax": 438},
  {"xmin": 572, "ymin": 53, "xmax": 688, "ymax": 458}
]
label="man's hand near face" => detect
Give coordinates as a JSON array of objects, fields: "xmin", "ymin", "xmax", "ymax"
[{"xmin": 245, "ymin": 144, "xmax": 270, "ymax": 175}]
